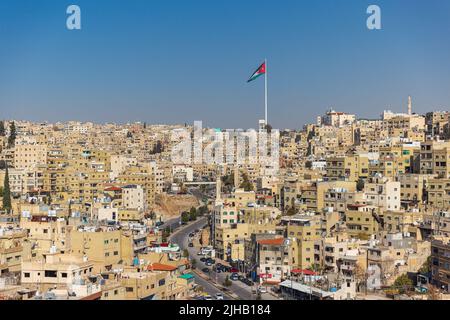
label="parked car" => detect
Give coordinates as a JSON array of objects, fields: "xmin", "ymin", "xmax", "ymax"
[
  {"xmin": 238, "ymin": 275, "xmax": 245, "ymax": 281},
  {"xmin": 188, "ymin": 243, "xmax": 194, "ymax": 247},
  {"xmin": 197, "ymin": 251, "xmax": 203, "ymax": 256},
  {"xmin": 230, "ymin": 273, "xmax": 239, "ymax": 281},
  {"xmin": 202, "ymin": 267, "xmax": 210, "ymax": 273},
  {"xmin": 200, "ymin": 257, "xmax": 207, "ymax": 262},
  {"xmin": 230, "ymin": 268, "xmax": 239, "ymax": 273},
  {"xmin": 205, "ymin": 261, "xmax": 212, "ymax": 266},
  {"xmin": 204, "ymin": 295, "xmax": 213, "ymax": 300},
  {"xmin": 215, "ymin": 293, "xmax": 224, "ymax": 300},
  {"xmin": 245, "ymin": 279, "xmax": 255, "ymax": 286},
  {"xmin": 258, "ymin": 286, "xmax": 267, "ymax": 293}
]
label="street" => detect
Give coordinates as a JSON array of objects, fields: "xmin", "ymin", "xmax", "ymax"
[
  {"xmin": 170, "ymin": 217, "xmax": 231, "ymax": 299},
  {"xmin": 170, "ymin": 216, "xmax": 274, "ymax": 300}
]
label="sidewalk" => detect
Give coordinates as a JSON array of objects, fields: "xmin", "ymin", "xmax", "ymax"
[{"xmin": 192, "ymin": 269, "xmax": 238, "ymax": 300}]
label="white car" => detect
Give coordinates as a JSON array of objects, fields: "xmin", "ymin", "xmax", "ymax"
[
  {"xmin": 204, "ymin": 295, "xmax": 213, "ymax": 300},
  {"xmin": 258, "ymin": 286, "xmax": 267, "ymax": 293},
  {"xmin": 215, "ymin": 293, "xmax": 224, "ymax": 300}
]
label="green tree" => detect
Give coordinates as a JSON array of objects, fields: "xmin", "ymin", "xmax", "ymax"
[
  {"xmin": 191, "ymin": 258, "xmax": 197, "ymax": 270},
  {"xmin": 151, "ymin": 141, "xmax": 163, "ymax": 154},
  {"xmin": 0, "ymin": 121, "xmax": 5, "ymax": 136},
  {"xmin": 418, "ymin": 256, "xmax": 432, "ymax": 274},
  {"xmin": 356, "ymin": 232, "xmax": 370, "ymax": 241},
  {"xmin": 45, "ymin": 194, "xmax": 52, "ymax": 206},
  {"xmin": 286, "ymin": 206, "xmax": 296, "ymax": 216},
  {"xmin": 393, "ymin": 274, "xmax": 413, "ymax": 294},
  {"xmin": 239, "ymin": 173, "xmax": 254, "ymax": 191},
  {"xmin": 2, "ymin": 165, "xmax": 12, "ymax": 212},
  {"xmin": 223, "ymin": 275, "xmax": 232, "ymax": 287},
  {"xmin": 189, "ymin": 207, "xmax": 198, "ymax": 221},
  {"xmin": 356, "ymin": 178, "xmax": 365, "ymax": 192},
  {"xmin": 183, "ymin": 249, "xmax": 189, "ymax": 258},
  {"xmin": 286, "ymin": 198, "xmax": 296, "ymax": 216},
  {"xmin": 221, "ymin": 174, "xmax": 235, "ymax": 192},
  {"xmin": 181, "ymin": 211, "xmax": 190, "ymax": 224},
  {"xmin": 7, "ymin": 121, "xmax": 16, "ymax": 148},
  {"xmin": 198, "ymin": 205, "xmax": 208, "ymax": 216},
  {"xmin": 162, "ymin": 227, "xmax": 171, "ymax": 242}
]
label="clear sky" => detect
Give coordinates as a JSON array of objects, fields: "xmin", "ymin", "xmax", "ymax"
[{"xmin": 0, "ymin": 0, "xmax": 449, "ymax": 129}]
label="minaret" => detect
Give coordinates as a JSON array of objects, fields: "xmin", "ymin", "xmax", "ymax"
[
  {"xmin": 408, "ymin": 96, "xmax": 412, "ymax": 115},
  {"xmin": 215, "ymin": 174, "xmax": 221, "ymax": 202}
]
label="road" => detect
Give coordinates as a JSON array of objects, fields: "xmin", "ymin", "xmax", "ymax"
[
  {"xmin": 170, "ymin": 217, "xmax": 231, "ymax": 299},
  {"xmin": 160, "ymin": 216, "xmax": 182, "ymax": 232},
  {"xmin": 170, "ymin": 216, "xmax": 274, "ymax": 300}
]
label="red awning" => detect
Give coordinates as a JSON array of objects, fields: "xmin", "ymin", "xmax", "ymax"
[{"xmin": 291, "ymin": 269, "xmax": 317, "ymax": 276}]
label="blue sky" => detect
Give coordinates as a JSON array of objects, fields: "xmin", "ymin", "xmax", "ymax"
[{"xmin": 0, "ymin": 0, "xmax": 449, "ymax": 129}]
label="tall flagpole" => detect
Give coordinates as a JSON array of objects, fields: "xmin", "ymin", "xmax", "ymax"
[{"xmin": 265, "ymin": 58, "xmax": 268, "ymax": 126}]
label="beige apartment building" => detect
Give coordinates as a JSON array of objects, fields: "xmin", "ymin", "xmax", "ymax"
[
  {"xmin": 420, "ymin": 140, "xmax": 450, "ymax": 177},
  {"xmin": 345, "ymin": 204, "xmax": 381, "ymax": 239},
  {"xmin": 326, "ymin": 154, "xmax": 369, "ymax": 182},
  {"xmin": 301, "ymin": 180, "xmax": 356, "ymax": 212},
  {"xmin": 0, "ymin": 228, "xmax": 31, "ymax": 275},
  {"xmin": 14, "ymin": 143, "xmax": 47, "ymax": 170},
  {"xmin": 70, "ymin": 227, "xmax": 122, "ymax": 273},
  {"xmin": 117, "ymin": 164, "xmax": 156, "ymax": 209},
  {"xmin": 20, "ymin": 216, "xmax": 71, "ymax": 257},
  {"xmin": 398, "ymin": 174, "xmax": 431, "ymax": 205},
  {"xmin": 427, "ymin": 178, "xmax": 450, "ymax": 210},
  {"xmin": 21, "ymin": 252, "xmax": 94, "ymax": 290}
]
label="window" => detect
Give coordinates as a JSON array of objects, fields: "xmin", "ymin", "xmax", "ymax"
[
  {"xmin": 61, "ymin": 272, "xmax": 68, "ymax": 278},
  {"xmin": 126, "ymin": 287, "xmax": 134, "ymax": 292},
  {"xmin": 45, "ymin": 270, "xmax": 57, "ymax": 278},
  {"xmin": 24, "ymin": 272, "xmax": 30, "ymax": 278}
]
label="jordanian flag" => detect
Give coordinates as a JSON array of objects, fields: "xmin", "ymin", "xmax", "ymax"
[{"xmin": 247, "ymin": 62, "xmax": 266, "ymax": 82}]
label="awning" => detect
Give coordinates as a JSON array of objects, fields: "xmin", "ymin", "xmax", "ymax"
[{"xmin": 291, "ymin": 269, "xmax": 317, "ymax": 276}]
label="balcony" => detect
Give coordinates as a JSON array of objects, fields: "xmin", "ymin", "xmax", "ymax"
[
  {"xmin": 133, "ymin": 233, "xmax": 147, "ymax": 241},
  {"xmin": 340, "ymin": 264, "xmax": 355, "ymax": 271}
]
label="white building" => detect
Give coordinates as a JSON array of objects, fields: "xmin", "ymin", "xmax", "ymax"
[
  {"xmin": 322, "ymin": 110, "xmax": 356, "ymax": 128},
  {"xmin": 122, "ymin": 185, "xmax": 146, "ymax": 211},
  {"xmin": 364, "ymin": 176, "xmax": 401, "ymax": 211}
]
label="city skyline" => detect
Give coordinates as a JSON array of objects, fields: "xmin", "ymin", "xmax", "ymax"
[{"xmin": 1, "ymin": 0, "xmax": 450, "ymax": 129}]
